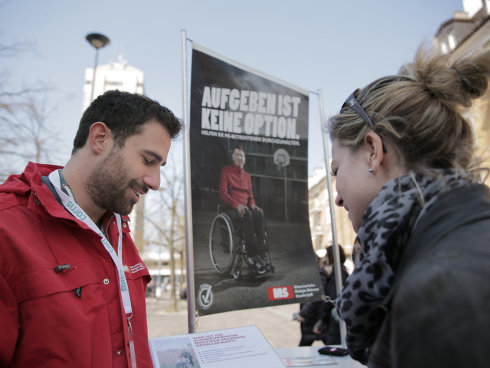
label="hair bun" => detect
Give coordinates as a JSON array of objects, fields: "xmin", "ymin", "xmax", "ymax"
[{"xmin": 411, "ymin": 48, "xmax": 490, "ymax": 108}]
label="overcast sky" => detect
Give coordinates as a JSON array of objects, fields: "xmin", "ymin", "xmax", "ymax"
[{"xmin": 0, "ymin": 0, "xmax": 463, "ymax": 175}]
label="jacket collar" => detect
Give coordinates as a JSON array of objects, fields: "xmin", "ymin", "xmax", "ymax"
[{"xmin": 2, "ymin": 162, "xmax": 131, "ymax": 231}]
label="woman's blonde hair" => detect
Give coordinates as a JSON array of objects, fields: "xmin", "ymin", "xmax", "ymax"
[{"xmin": 327, "ymin": 46, "xmax": 490, "ymax": 172}]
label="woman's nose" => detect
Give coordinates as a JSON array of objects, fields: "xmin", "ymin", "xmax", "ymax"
[{"xmin": 335, "ymin": 194, "xmax": 344, "ymax": 207}]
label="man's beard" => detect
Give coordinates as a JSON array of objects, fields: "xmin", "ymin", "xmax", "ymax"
[{"xmin": 85, "ymin": 149, "xmax": 145, "ymax": 216}]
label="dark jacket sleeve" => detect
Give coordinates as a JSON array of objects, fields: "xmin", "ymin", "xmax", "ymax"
[
  {"xmin": 299, "ymin": 300, "xmax": 321, "ymax": 320},
  {"xmin": 391, "ymin": 251, "xmax": 490, "ymax": 368}
]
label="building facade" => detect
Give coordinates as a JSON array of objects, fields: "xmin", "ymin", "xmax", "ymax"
[
  {"xmin": 83, "ymin": 54, "xmax": 145, "ymax": 111},
  {"xmin": 308, "ymin": 165, "xmax": 356, "ymax": 259},
  {"xmin": 433, "ymin": 0, "xmax": 490, "ymax": 184}
]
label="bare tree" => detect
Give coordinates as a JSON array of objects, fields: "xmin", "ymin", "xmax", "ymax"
[
  {"xmin": 143, "ymin": 159, "xmax": 185, "ymax": 312},
  {"xmin": 0, "ymin": 88, "xmax": 63, "ymax": 180},
  {"xmin": 0, "ymin": 38, "xmax": 64, "ymax": 182}
]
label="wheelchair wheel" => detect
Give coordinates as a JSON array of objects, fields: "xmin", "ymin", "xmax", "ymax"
[{"xmin": 209, "ymin": 213, "xmax": 234, "ymax": 273}]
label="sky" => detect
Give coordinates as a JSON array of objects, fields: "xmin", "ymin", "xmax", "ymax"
[{"xmin": 0, "ymin": 0, "xmax": 463, "ymax": 176}]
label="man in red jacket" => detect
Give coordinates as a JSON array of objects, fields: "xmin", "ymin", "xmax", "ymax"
[
  {"xmin": 219, "ymin": 146, "xmax": 269, "ymax": 272},
  {"xmin": 0, "ymin": 90, "xmax": 182, "ymax": 367}
]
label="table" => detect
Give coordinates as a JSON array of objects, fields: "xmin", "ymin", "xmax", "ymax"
[{"xmin": 275, "ymin": 346, "xmax": 366, "ymax": 367}]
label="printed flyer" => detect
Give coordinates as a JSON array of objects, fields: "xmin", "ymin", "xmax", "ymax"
[{"xmin": 149, "ymin": 325, "xmax": 284, "ymax": 368}]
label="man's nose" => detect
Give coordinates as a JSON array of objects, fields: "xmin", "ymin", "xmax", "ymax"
[{"xmin": 144, "ymin": 167, "xmax": 161, "ymax": 191}]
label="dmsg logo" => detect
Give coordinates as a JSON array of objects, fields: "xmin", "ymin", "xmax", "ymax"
[{"xmin": 268, "ymin": 286, "xmax": 294, "ymax": 300}]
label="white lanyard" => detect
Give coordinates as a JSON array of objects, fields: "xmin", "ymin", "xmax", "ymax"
[
  {"xmin": 48, "ymin": 170, "xmax": 133, "ymax": 315},
  {"xmin": 48, "ymin": 170, "xmax": 137, "ymax": 367}
]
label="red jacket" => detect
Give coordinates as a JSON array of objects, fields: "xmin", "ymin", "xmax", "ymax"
[
  {"xmin": 219, "ymin": 165, "xmax": 256, "ymax": 209},
  {"xmin": 0, "ymin": 162, "xmax": 153, "ymax": 367}
]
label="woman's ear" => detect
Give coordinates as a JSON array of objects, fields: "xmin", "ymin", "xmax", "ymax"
[
  {"xmin": 88, "ymin": 122, "xmax": 112, "ymax": 154},
  {"xmin": 363, "ymin": 131, "xmax": 385, "ymax": 173}
]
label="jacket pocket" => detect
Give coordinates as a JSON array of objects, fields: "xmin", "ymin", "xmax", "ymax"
[
  {"xmin": 9, "ymin": 259, "xmax": 114, "ymax": 368},
  {"xmin": 11, "ymin": 259, "xmax": 102, "ymax": 302},
  {"xmin": 124, "ymin": 262, "xmax": 151, "ymax": 302}
]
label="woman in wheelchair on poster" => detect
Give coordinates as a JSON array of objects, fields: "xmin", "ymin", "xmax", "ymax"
[{"xmin": 211, "ymin": 145, "xmax": 273, "ymax": 278}]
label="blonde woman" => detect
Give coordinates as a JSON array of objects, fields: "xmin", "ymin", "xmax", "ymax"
[{"xmin": 328, "ymin": 46, "xmax": 490, "ymax": 368}]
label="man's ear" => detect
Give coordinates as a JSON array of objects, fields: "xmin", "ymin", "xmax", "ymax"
[
  {"xmin": 363, "ymin": 131, "xmax": 385, "ymax": 173},
  {"xmin": 88, "ymin": 122, "xmax": 112, "ymax": 154}
]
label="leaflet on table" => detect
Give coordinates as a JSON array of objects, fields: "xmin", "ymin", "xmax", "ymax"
[
  {"xmin": 282, "ymin": 355, "xmax": 337, "ymax": 366},
  {"xmin": 149, "ymin": 325, "xmax": 284, "ymax": 368}
]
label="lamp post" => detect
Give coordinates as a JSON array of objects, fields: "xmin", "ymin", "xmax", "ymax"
[{"xmin": 86, "ymin": 33, "xmax": 110, "ymax": 102}]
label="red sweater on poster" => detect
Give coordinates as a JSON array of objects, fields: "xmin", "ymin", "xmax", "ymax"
[{"xmin": 219, "ymin": 164, "xmax": 256, "ymax": 209}]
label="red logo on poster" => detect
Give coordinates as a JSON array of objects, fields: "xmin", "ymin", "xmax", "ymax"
[{"xmin": 268, "ymin": 286, "xmax": 294, "ymax": 300}]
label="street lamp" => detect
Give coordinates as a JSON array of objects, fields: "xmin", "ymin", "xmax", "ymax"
[{"xmin": 86, "ymin": 33, "xmax": 110, "ymax": 102}]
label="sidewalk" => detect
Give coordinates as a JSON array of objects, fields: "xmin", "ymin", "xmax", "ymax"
[{"xmin": 146, "ymin": 296, "xmax": 318, "ymax": 348}]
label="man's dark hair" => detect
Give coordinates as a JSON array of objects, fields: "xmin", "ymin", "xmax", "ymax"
[{"xmin": 72, "ymin": 90, "xmax": 182, "ymax": 154}]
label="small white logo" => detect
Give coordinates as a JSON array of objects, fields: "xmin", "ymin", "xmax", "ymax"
[
  {"xmin": 129, "ymin": 263, "xmax": 145, "ymax": 274},
  {"xmin": 198, "ymin": 283, "xmax": 214, "ymax": 310}
]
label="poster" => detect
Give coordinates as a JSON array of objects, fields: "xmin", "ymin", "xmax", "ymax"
[{"xmin": 189, "ymin": 43, "xmax": 323, "ymax": 315}]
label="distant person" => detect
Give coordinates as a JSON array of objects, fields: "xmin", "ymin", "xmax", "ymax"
[
  {"xmin": 0, "ymin": 90, "xmax": 182, "ymax": 367},
  {"xmin": 313, "ymin": 244, "xmax": 349, "ymax": 345},
  {"xmin": 329, "ymin": 46, "xmax": 490, "ymax": 367},
  {"xmin": 180, "ymin": 283, "xmax": 187, "ymax": 300},
  {"xmin": 219, "ymin": 146, "xmax": 270, "ymax": 271},
  {"xmin": 295, "ymin": 254, "xmax": 329, "ymax": 346}
]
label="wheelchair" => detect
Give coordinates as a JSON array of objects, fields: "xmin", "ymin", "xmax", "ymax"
[{"xmin": 208, "ymin": 207, "xmax": 274, "ymax": 280}]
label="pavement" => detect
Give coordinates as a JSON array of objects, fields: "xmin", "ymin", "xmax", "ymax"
[{"xmin": 146, "ymin": 295, "xmax": 323, "ymax": 348}]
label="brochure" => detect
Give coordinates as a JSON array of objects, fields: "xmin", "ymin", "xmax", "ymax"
[
  {"xmin": 281, "ymin": 355, "xmax": 337, "ymax": 366},
  {"xmin": 149, "ymin": 325, "xmax": 284, "ymax": 368}
]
